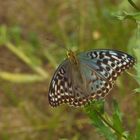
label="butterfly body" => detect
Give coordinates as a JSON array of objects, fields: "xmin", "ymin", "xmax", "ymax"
[{"xmin": 48, "ymin": 49, "xmax": 135, "ymax": 107}]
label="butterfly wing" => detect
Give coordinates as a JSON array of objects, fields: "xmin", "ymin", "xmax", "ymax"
[
  {"xmin": 76, "ymin": 49, "xmax": 135, "ymax": 104},
  {"xmin": 79, "ymin": 49, "xmax": 135, "ymax": 81},
  {"xmin": 48, "ymin": 60, "xmax": 76, "ymax": 107},
  {"xmin": 48, "ymin": 49, "xmax": 135, "ymax": 107},
  {"xmin": 67, "ymin": 61, "xmax": 115, "ymax": 106}
]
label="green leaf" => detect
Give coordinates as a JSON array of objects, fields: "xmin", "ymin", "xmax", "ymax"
[
  {"xmin": 112, "ymin": 11, "xmax": 140, "ymax": 22},
  {"xmin": 9, "ymin": 26, "xmax": 22, "ymax": 44},
  {"xmin": 84, "ymin": 101, "xmax": 117, "ymax": 140},
  {"xmin": 134, "ymin": 88, "xmax": 140, "ymax": 93},
  {"xmin": 28, "ymin": 32, "xmax": 41, "ymax": 48},
  {"xmin": 112, "ymin": 100, "xmax": 124, "ymax": 134}
]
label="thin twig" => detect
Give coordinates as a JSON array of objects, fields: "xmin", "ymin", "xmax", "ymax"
[
  {"xmin": 6, "ymin": 42, "xmax": 49, "ymax": 79},
  {"xmin": 128, "ymin": 0, "xmax": 140, "ymax": 11},
  {"xmin": 3, "ymin": 125, "xmax": 48, "ymax": 135}
]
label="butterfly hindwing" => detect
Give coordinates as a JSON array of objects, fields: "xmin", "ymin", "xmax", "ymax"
[{"xmin": 48, "ymin": 61, "xmax": 75, "ymax": 107}]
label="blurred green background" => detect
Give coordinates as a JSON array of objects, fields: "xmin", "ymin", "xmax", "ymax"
[{"xmin": 0, "ymin": 0, "xmax": 139, "ymax": 140}]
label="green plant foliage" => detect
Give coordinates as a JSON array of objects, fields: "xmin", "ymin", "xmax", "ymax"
[
  {"xmin": 0, "ymin": 25, "xmax": 8, "ymax": 45},
  {"xmin": 0, "ymin": 26, "xmax": 50, "ymax": 82},
  {"xmin": 135, "ymin": 119, "xmax": 140, "ymax": 140},
  {"xmin": 112, "ymin": 100, "xmax": 124, "ymax": 135},
  {"xmin": 84, "ymin": 100, "xmax": 132, "ymax": 140},
  {"xmin": 84, "ymin": 100, "xmax": 117, "ymax": 140},
  {"xmin": 0, "ymin": 0, "xmax": 139, "ymax": 140},
  {"xmin": 112, "ymin": 11, "xmax": 140, "ymax": 22}
]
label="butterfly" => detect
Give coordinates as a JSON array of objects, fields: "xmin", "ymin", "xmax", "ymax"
[{"xmin": 48, "ymin": 49, "xmax": 135, "ymax": 107}]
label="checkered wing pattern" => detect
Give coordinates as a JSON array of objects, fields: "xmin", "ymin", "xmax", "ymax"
[{"xmin": 48, "ymin": 49, "xmax": 135, "ymax": 107}]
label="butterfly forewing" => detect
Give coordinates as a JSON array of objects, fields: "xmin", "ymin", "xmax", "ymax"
[
  {"xmin": 48, "ymin": 49, "xmax": 135, "ymax": 107},
  {"xmin": 79, "ymin": 49, "xmax": 135, "ymax": 81}
]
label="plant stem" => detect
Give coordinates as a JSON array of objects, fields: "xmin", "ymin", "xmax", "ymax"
[
  {"xmin": 94, "ymin": 110, "xmax": 127, "ymax": 140},
  {"xmin": 128, "ymin": 0, "xmax": 140, "ymax": 11},
  {"xmin": 5, "ymin": 125, "xmax": 48, "ymax": 135},
  {"xmin": 6, "ymin": 42, "xmax": 49, "ymax": 79}
]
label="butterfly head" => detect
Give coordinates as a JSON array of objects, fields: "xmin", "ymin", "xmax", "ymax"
[{"xmin": 67, "ymin": 50, "xmax": 79, "ymax": 65}]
